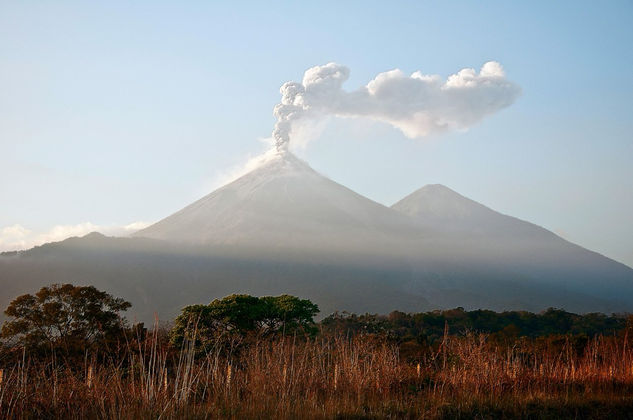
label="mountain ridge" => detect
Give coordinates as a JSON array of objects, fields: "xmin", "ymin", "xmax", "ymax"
[
  {"xmin": 2, "ymin": 151, "xmax": 632, "ymax": 322},
  {"xmin": 134, "ymin": 151, "xmax": 421, "ymax": 256}
]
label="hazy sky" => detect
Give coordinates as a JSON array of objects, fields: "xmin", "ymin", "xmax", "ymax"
[{"xmin": 1, "ymin": 1, "xmax": 632, "ymax": 267}]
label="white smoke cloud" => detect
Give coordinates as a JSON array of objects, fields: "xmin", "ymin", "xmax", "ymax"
[
  {"xmin": 0, "ymin": 221, "xmax": 151, "ymax": 252},
  {"xmin": 272, "ymin": 61, "xmax": 521, "ymax": 150}
]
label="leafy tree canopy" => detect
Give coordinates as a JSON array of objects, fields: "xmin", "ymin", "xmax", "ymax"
[
  {"xmin": 170, "ymin": 294, "xmax": 319, "ymax": 348},
  {"xmin": 1, "ymin": 283, "xmax": 131, "ymax": 353}
]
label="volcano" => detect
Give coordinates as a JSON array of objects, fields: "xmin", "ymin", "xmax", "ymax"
[
  {"xmin": 2, "ymin": 151, "xmax": 633, "ymax": 322},
  {"xmin": 134, "ymin": 151, "xmax": 420, "ymax": 258}
]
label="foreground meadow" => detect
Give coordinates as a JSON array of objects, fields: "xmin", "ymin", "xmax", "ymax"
[
  {"xmin": 2, "ymin": 286, "xmax": 633, "ymax": 419},
  {"xmin": 2, "ymin": 330, "xmax": 633, "ymax": 419}
]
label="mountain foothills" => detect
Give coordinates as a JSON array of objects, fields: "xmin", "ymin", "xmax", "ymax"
[{"xmin": 2, "ymin": 151, "xmax": 632, "ymax": 323}]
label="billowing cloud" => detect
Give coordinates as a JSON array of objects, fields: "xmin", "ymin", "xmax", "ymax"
[
  {"xmin": 0, "ymin": 221, "xmax": 151, "ymax": 252},
  {"xmin": 272, "ymin": 61, "xmax": 521, "ymax": 150}
]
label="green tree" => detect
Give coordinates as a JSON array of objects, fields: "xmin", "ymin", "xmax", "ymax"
[
  {"xmin": 170, "ymin": 294, "xmax": 319, "ymax": 349},
  {"xmin": 1, "ymin": 283, "xmax": 131, "ymax": 353},
  {"xmin": 259, "ymin": 295, "xmax": 320, "ymax": 335},
  {"xmin": 169, "ymin": 295, "xmax": 263, "ymax": 349}
]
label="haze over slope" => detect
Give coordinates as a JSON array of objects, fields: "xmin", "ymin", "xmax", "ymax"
[{"xmin": 392, "ymin": 184, "xmax": 633, "ymax": 303}]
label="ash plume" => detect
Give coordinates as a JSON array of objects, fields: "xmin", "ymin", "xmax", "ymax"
[{"xmin": 272, "ymin": 62, "xmax": 521, "ymax": 151}]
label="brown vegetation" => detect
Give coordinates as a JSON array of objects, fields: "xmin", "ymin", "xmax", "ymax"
[{"xmin": 2, "ymin": 325, "xmax": 633, "ymax": 419}]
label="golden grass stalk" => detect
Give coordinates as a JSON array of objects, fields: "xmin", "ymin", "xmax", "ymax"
[
  {"xmin": 2, "ymin": 331, "xmax": 633, "ymax": 418},
  {"xmin": 86, "ymin": 365, "xmax": 93, "ymax": 389}
]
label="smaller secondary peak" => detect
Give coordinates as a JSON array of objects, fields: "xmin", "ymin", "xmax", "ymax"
[
  {"xmin": 396, "ymin": 184, "xmax": 468, "ymax": 203},
  {"xmin": 391, "ymin": 184, "xmax": 487, "ymax": 220}
]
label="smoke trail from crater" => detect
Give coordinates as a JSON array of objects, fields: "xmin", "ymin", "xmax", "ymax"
[{"xmin": 272, "ymin": 61, "xmax": 521, "ymax": 151}]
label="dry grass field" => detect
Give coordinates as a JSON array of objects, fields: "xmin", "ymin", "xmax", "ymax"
[{"xmin": 2, "ymin": 327, "xmax": 633, "ymax": 419}]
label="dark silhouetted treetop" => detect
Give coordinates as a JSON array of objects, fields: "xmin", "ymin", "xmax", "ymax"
[{"xmin": 321, "ymin": 307, "xmax": 628, "ymax": 345}]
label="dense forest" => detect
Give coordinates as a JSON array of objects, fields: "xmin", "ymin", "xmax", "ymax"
[{"xmin": 322, "ymin": 307, "xmax": 629, "ymax": 342}]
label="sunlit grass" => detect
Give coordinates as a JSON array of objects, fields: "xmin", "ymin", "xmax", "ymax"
[{"xmin": 2, "ymin": 328, "xmax": 633, "ymax": 418}]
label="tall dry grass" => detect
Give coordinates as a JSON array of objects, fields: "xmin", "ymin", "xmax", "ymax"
[{"xmin": 2, "ymin": 330, "xmax": 633, "ymax": 418}]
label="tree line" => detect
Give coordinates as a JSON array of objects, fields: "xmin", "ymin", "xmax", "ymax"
[
  {"xmin": 321, "ymin": 307, "xmax": 630, "ymax": 345},
  {"xmin": 1, "ymin": 283, "xmax": 631, "ymax": 359}
]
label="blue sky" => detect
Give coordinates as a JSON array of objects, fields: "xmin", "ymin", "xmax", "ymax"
[{"xmin": 1, "ymin": 1, "xmax": 632, "ymax": 266}]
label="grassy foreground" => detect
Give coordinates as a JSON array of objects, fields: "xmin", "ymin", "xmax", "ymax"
[{"xmin": 3, "ymin": 329, "xmax": 633, "ymax": 419}]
